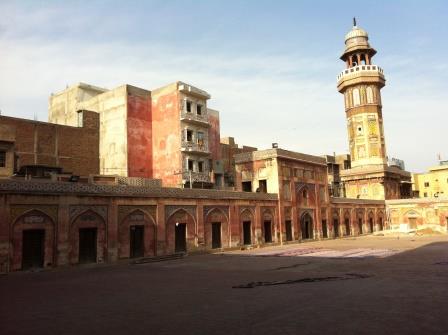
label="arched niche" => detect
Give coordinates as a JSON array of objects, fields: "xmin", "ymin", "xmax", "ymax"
[
  {"xmin": 204, "ymin": 208, "xmax": 229, "ymax": 250},
  {"xmin": 166, "ymin": 209, "xmax": 196, "ymax": 254},
  {"xmin": 119, "ymin": 209, "xmax": 156, "ymax": 259},
  {"xmin": 70, "ymin": 210, "xmax": 106, "ymax": 265},
  {"xmin": 12, "ymin": 209, "xmax": 55, "ymax": 271}
]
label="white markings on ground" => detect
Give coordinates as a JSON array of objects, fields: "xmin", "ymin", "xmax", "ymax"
[{"xmin": 231, "ymin": 247, "xmax": 401, "ymax": 259}]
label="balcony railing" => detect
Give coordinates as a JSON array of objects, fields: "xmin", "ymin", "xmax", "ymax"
[
  {"xmin": 181, "ymin": 141, "xmax": 209, "ymax": 154},
  {"xmin": 180, "ymin": 111, "xmax": 209, "ymax": 125},
  {"xmin": 337, "ymin": 65, "xmax": 384, "ymax": 82},
  {"xmin": 182, "ymin": 171, "xmax": 211, "ymax": 183}
]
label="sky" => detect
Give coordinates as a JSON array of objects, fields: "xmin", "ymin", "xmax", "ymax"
[{"xmin": 0, "ymin": 0, "xmax": 447, "ymax": 173}]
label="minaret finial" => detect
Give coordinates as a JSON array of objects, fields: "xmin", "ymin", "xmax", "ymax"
[{"xmin": 353, "ymin": 17, "xmax": 357, "ymax": 27}]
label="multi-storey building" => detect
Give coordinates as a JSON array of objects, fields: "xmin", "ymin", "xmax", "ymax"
[
  {"xmin": 337, "ymin": 20, "xmax": 411, "ymax": 200},
  {"xmin": 412, "ymin": 161, "xmax": 448, "ymax": 198},
  {"xmin": 48, "ymin": 81, "xmax": 221, "ymax": 188},
  {"xmin": 151, "ymin": 82, "xmax": 220, "ymax": 188}
]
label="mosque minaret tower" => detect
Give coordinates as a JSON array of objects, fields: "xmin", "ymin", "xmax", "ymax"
[{"xmin": 337, "ymin": 19, "xmax": 411, "ymax": 200}]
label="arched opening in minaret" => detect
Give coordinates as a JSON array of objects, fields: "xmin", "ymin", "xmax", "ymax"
[
  {"xmin": 360, "ymin": 54, "xmax": 367, "ymax": 65},
  {"xmin": 351, "ymin": 55, "xmax": 358, "ymax": 67}
]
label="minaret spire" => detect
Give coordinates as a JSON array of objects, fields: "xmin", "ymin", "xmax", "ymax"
[{"xmin": 353, "ymin": 17, "xmax": 357, "ymax": 27}]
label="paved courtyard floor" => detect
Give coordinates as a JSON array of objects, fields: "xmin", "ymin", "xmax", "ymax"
[{"xmin": 1, "ymin": 235, "xmax": 448, "ymax": 335}]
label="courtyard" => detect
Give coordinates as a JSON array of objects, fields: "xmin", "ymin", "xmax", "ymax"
[{"xmin": 1, "ymin": 235, "xmax": 448, "ymax": 335}]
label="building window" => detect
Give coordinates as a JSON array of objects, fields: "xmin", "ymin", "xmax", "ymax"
[
  {"xmin": 258, "ymin": 179, "xmax": 267, "ymax": 193},
  {"xmin": 198, "ymin": 161, "xmax": 204, "ymax": 173},
  {"xmin": 188, "ymin": 160, "xmax": 194, "ymax": 171},
  {"xmin": 186, "ymin": 101, "xmax": 192, "ymax": 113},
  {"xmin": 0, "ymin": 151, "xmax": 5, "ymax": 167},
  {"xmin": 282, "ymin": 180, "xmax": 291, "ymax": 200},
  {"xmin": 423, "ymin": 192, "xmax": 428, "ymax": 197},
  {"xmin": 186, "ymin": 130, "xmax": 193, "ymax": 142},
  {"xmin": 196, "ymin": 104, "xmax": 202, "ymax": 115},
  {"xmin": 302, "ymin": 189, "xmax": 308, "ymax": 206},
  {"xmin": 424, "ymin": 182, "xmax": 430, "ymax": 187},
  {"xmin": 242, "ymin": 181, "xmax": 252, "ymax": 192},
  {"xmin": 197, "ymin": 131, "xmax": 204, "ymax": 147}
]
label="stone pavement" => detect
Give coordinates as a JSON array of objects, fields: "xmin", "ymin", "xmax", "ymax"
[{"xmin": 1, "ymin": 235, "xmax": 448, "ymax": 335}]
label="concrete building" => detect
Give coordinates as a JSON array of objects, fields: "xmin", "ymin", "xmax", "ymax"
[
  {"xmin": 336, "ymin": 20, "xmax": 412, "ymax": 200},
  {"xmin": 49, "ymin": 83, "xmax": 152, "ymax": 177},
  {"xmin": 324, "ymin": 154, "xmax": 351, "ymax": 197},
  {"xmin": 151, "ymin": 82, "xmax": 220, "ymax": 188},
  {"xmin": 220, "ymin": 137, "xmax": 257, "ymax": 188},
  {"xmin": 48, "ymin": 81, "xmax": 221, "ymax": 188},
  {"xmin": 412, "ymin": 161, "xmax": 448, "ymax": 198},
  {"xmin": 0, "ymin": 111, "xmax": 99, "ymax": 177}
]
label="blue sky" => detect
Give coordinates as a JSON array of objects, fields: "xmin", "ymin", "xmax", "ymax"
[{"xmin": 0, "ymin": 0, "xmax": 447, "ymax": 172}]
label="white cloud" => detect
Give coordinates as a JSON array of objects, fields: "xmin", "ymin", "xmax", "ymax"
[{"xmin": 0, "ymin": 2, "xmax": 446, "ymax": 173}]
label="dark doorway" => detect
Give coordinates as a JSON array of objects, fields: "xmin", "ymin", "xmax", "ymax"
[
  {"xmin": 22, "ymin": 229, "xmax": 45, "ymax": 270},
  {"xmin": 345, "ymin": 218, "xmax": 350, "ymax": 236},
  {"xmin": 175, "ymin": 223, "xmax": 187, "ymax": 253},
  {"xmin": 264, "ymin": 221, "xmax": 272, "ymax": 243},
  {"xmin": 258, "ymin": 180, "xmax": 267, "ymax": 193},
  {"xmin": 379, "ymin": 218, "xmax": 384, "ymax": 231},
  {"xmin": 358, "ymin": 218, "xmax": 363, "ymax": 234},
  {"xmin": 79, "ymin": 228, "xmax": 97, "ymax": 264},
  {"xmin": 211, "ymin": 222, "xmax": 221, "ymax": 249},
  {"xmin": 301, "ymin": 213, "xmax": 313, "ymax": 239},
  {"xmin": 130, "ymin": 225, "xmax": 144, "ymax": 258},
  {"xmin": 322, "ymin": 220, "xmax": 328, "ymax": 238},
  {"xmin": 334, "ymin": 219, "xmax": 340, "ymax": 238},
  {"xmin": 243, "ymin": 221, "xmax": 251, "ymax": 245},
  {"xmin": 369, "ymin": 218, "xmax": 374, "ymax": 233},
  {"xmin": 285, "ymin": 220, "xmax": 292, "ymax": 241},
  {"xmin": 242, "ymin": 181, "xmax": 252, "ymax": 192}
]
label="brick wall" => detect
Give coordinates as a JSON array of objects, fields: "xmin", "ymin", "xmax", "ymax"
[{"xmin": 0, "ymin": 111, "xmax": 99, "ymax": 176}]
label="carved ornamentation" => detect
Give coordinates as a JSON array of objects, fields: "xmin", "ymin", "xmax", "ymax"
[
  {"xmin": 10, "ymin": 205, "xmax": 58, "ymax": 224},
  {"xmin": 118, "ymin": 205, "xmax": 157, "ymax": 223},
  {"xmin": 165, "ymin": 205, "xmax": 196, "ymax": 222},
  {"xmin": 69, "ymin": 205, "xmax": 107, "ymax": 223},
  {"xmin": 203, "ymin": 206, "xmax": 229, "ymax": 221}
]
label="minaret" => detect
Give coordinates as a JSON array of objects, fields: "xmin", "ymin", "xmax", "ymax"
[
  {"xmin": 337, "ymin": 19, "xmax": 411, "ymax": 200},
  {"xmin": 337, "ymin": 19, "xmax": 387, "ymax": 168}
]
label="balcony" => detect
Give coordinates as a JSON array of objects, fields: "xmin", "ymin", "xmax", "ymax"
[
  {"xmin": 182, "ymin": 170, "xmax": 211, "ymax": 183},
  {"xmin": 180, "ymin": 111, "xmax": 209, "ymax": 126},
  {"xmin": 181, "ymin": 141, "xmax": 210, "ymax": 155},
  {"xmin": 337, "ymin": 65, "xmax": 385, "ymax": 90}
]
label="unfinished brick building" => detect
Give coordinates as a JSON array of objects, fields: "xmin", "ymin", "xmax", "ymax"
[{"xmin": 0, "ymin": 110, "xmax": 99, "ymax": 178}]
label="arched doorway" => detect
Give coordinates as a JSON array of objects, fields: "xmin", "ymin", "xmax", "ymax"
[
  {"xmin": 119, "ymin": 210, "xmax": 156, "ymax": 259},
  {"xmin": 368, "ymin": 211, "xmax": 375, "ymax": 233},
  {"xmin": 12, "ymin": 210, "xmax": 55, "ymax": 271},
  {"xmin": 343, "ymin": 210, "xmax": 351, "ymax": 236},
  {"xmin": 204, "ymin": 208, "xmax": 229, "ymax": 250},
  {"xmin": 301, "ymin": 212, "xmax": 314, "ymax": 240},
  {"xmin": 240, "ymin": 209, "xmax": 254, "ymax": 246},
  {"xmin": 332, "ymin": 210, "xmax": 340, "ymax": 238},
  {"xmin": 262, "ymin": 210, "xmax": 274, "ymax": 244},
  {"xmin": 70, "ymin": 210, "xmax": 106, "ymax": 265},
  {"xmin": 377, "ymin": 212, "xmax": 384, "ymax": 231},
  {"xmin": 166, "ymin": 209, "xmax": 196, "ymax": 254},
  {"xmin": 357, "ymin": 210, "xmax": 364, "ymax": 235}
]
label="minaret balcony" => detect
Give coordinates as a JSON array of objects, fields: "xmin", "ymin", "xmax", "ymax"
[{"xmin": 337, "ymin": 65, "xmax": 385, "ymax": 91}]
